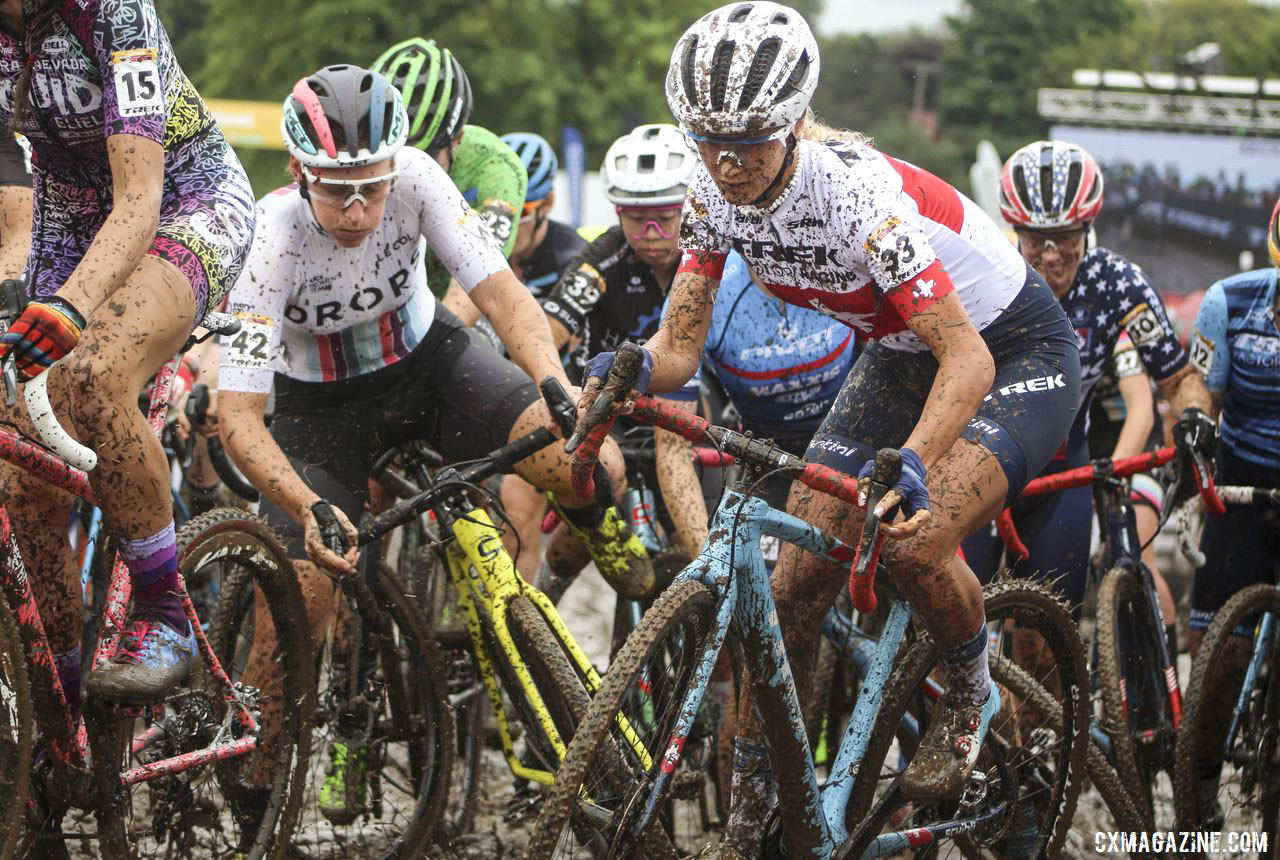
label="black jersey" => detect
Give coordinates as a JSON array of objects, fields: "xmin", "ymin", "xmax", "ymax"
[
  {"xmin": 542, "ymin": 225, "xmax": 669, "ymax": 382},
  {"xmin": 517, "ymin": 219, "xmax": 586, "ymax": 298}
]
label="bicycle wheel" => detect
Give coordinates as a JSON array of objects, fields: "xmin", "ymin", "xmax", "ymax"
[
  {"xmin": 526, "ymin": 579, "xmax": 718, "ymax": 860},
  {"xmin": 0, "ymin": 593, "xmax": 31, "ymax": 857},
  {"xmin": 88, "ymin": 509, "xmax": 314, "ymax": 859},
  {"xmin": 218, "ymin": 549, "xmax": 454, "ymax": 858},
  {"xmin": 842, "ymin": 578, "xmax": 1088, "ymax": 859},
  {"xmin": 1097, "ymin": 565, "xmax": 1175, "ymax": 815},
  {"xmin": 1173, "ymin": 583, "xmax": 1280, "ymax": 856}
]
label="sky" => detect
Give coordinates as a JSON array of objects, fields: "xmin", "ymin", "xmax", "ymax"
[{"xmin": 819, "ymin": 0, "xmax": 963, "ymax": 35}]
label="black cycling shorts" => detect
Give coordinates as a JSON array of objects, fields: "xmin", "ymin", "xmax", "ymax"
[
  {"xmin": 0, "ymin": 130, "xmax": 30, "ymax": 188},
  {"xmin": 261, "ymin": 306, "xmax": 539, "ymax": 556},
  {"xmin": 1190, "ymin": 448, "xmax": 1280, "ymax": 636},
  {"xmin": 806, "ymin": 264, "xmax": 1081, "ymax": 507}
]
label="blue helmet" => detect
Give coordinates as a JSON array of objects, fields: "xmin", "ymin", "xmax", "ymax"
[{"xmin": 502, "ymin": 132, "xmax": 558, "ymax": 202}]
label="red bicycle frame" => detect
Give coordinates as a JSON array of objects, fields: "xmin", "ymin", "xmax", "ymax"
[{"xmin": 0, "ymin": 355, "xmax": 257, "ymax": 784}]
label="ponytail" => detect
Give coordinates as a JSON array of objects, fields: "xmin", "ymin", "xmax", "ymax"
[
  {"xmin": 11, "ymin": 0, "xmax": 60, "ymax": 129},
  {"xmin": 798, "ymin": 108, "xmax": 872, "ymax": 147}
]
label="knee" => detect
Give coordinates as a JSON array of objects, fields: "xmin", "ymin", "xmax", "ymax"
[
  {"xmin": 884, "ymin": 536, "xmax": 951, "ymax": 589},
  {"xmin": 60, "ymin": 350, "xmax": 131, "ymax": 430}
]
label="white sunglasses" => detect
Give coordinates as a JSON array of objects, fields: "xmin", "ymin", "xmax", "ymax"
[{"xmin": 302, "ymin": 165, "xmax": 400, "ymax": 208}]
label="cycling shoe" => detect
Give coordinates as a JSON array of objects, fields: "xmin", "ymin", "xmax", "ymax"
[
  {"xmin": 86, "ymin": 616, "xmax": 197, "ymax": 703},
  {"xmin": 900, "ymin": 679, "xmax": 1001, "ymax": 801},
  {"xmin": 550, "ymin": 497, "xmax": 656, "ymax": 600}
]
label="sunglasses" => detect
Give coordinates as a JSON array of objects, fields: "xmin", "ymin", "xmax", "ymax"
[
  {"xmin": 617, "ymin": 204, "xmax": 682, "ymax": 240},
  {"xmin": 1014, "ymin": 227, "xmax": 1087, "ymax": 254},
  {"xmin": 302, "ymin": 165, "xmax": 399, "ymax": 209},
  {"xmin": 682, "ymin": 124, "xmax": 791, "ymax": 166}
]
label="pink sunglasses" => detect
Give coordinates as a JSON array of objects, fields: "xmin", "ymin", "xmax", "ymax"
[{"xmin": 616, "ymin": 204, "xmax": 682, "ymax": 240}]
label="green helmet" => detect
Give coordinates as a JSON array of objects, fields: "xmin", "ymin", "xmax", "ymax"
[{"xmin": 371, "ymin": 37, "xmax": 473, "ymax": 153}]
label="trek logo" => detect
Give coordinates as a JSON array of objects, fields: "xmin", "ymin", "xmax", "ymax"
[
  {"xmin": 986, "ymin": 374, "xmax": 1066, "ymax": 398},
  {"xmin": 730, "ymin": 238, "xmax": 840, "ymax": 267}
]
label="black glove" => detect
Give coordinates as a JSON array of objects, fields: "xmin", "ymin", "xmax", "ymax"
[{"xmin": 1170, "ymin": 407, "xmax": 1218, "ymax": 509}]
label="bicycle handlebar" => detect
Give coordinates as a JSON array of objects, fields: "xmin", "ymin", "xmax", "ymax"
[
  {"xmin": 22, "ymin": 367, "xmax": 97, "ymax": 472},
  {"xmin": 1019, "ymin": 448, "xmax": 1176, "ymax": 497}
]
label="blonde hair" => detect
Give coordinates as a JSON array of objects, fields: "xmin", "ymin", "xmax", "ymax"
[{"xmin": 798, "ymin": 108, "xmax": 872, "ymax": 147}]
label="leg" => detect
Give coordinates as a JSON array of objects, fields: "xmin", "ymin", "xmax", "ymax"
[{"xmin": 499, "ymin": 474, "xmax": 548, "ymax": 581}]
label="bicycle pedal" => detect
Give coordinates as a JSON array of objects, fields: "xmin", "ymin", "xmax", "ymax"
[{"xmin": 671, "ymin": 768, "xmax": 704, "ymax": 800}]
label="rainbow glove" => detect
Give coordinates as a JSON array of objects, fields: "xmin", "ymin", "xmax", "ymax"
[{"xmin": 0, "ymin": 296, "xmax": 86, "ymax": 380}]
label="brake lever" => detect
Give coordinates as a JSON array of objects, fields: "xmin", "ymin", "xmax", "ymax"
[
  {"xmin": 540, "ymin": 377, "xmax": 577, "ymax": 437},
  {"xmin": 849, "ymin": 448, "xmax": 902, "ymax": 614},
  {"xmin": 565, "ymin": 343, "xmax": 645, "ymax": 453}
]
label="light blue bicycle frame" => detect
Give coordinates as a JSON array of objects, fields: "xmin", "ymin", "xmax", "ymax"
[{"xmin": 630, "ymin": 487, "xmax": 915, "ymax": 858}]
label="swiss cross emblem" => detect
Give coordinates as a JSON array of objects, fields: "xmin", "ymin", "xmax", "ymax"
[{"xmin": 913, "ymin": 278, "xmax": 935, "ymax": 298}]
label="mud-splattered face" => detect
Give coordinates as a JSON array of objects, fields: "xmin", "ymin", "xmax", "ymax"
[
  {"xmin": 289, "ymin": 157, "xmax": 395, "ymax": 248},
  {"xmin": 693, "ymin": 135, "xmax": 790, "ymax": 207},
  {"xmin": 1015, "ymin": 226, "xmax": 1086, "ymax": 297}
]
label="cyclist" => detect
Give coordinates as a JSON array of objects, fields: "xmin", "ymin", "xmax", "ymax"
[
  {"xmin": 962, "ymin": 141, "xmax": 1209, "ymax": 653},
  {"xmin": 0, "ymin": 0, "xmax": 255, "ymax": 709},
  {"xmin": 1184, "ymin": 198, "xmax": 1280, "ymax": 823},
  {"xmin": 534, "ymin": 122, "xmax": 703, "ymax": 597},
  {"xmin": 499, "ymin": 131, "xmax": 587, "ymax": 577},
  {"xmin": 582, "ymin": 6, "xmax": 1084, "ymax": 853},
  {"xmin": 371, "ymin": 37, "xmax": 527, "ymax": 326},
  {"xmin": 217, "ymin": 66, "xmax": 653, "ymax": 822},
  {"xmin": 0, "ymin": 128, "xmax": 31, "ymax": 279}
]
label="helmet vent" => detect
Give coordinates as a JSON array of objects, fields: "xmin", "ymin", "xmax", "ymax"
[
  {"xmin": 1062, "ymin": 162, "xmax": 1083, "ymax": 213},
  {"xmin": 680, "ymin": 36, "xmax": 701, "ymax": 110},
  {"xmin": 709, "ymin": 40, "xmax": 736, "ymax": 111},
  {"xmin": 772, "ymin": 49, "xmax": 810, "ymax": 103},
  {"xmin": 1012, "ymin": 165, "xmax": 1031, "ymax": 212},
  {"xmin": 738, "ymin": 37, "xmax": 780, "ymax": 110},
  {"xmin": 1038, "ymin": 163, "xmax": 1055, "ymax": 215},
  {"xmin": 771, "ymin": 11, "xmax": 789, "ymax": 24},
  {"xmin": 667, "ymin": 151, "xmax": 686, "ymax": 170},
  {"xmin": 728, "ymin": 4, "xmax": 754, "ymax": 23},
  {"xmin": 638, "ymin": 153, "xmax": 656, "ymax": 173}
]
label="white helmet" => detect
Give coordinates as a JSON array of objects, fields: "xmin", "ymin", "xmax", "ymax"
[
  {"xmin": 666, "ymin": 2, "xmax": 819, "ymax": 138},
  {"xmin": 601, "ymin": 124, "xmax": 697, "ymax": 207}
]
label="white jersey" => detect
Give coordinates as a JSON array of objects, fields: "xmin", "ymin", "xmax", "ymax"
[
  {"xmin": 220, "ymin": 147, "xmax": 508, "ymax": 393},
  {"xmin": 679, "ymin": 139, "xmax": 1026, "ymax": 352}
]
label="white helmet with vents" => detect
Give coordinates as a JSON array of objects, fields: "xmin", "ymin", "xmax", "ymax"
[
  {"xmin": 666, "ymin": 2, "xmax": 819, "ymax": 138},
  {"xmin": 601, "ymin": 124, "xmax": 697, "ymax": 207}
]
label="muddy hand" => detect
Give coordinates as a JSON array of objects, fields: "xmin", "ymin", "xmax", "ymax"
[{"xmin": 305, "ymin": 500, "xmax": 359, "ymax": 576}]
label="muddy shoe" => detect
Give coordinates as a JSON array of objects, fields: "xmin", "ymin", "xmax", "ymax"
[
  {"xmin": 900, "ymin": 680, "xmax": 1001, "ymax": 801},
  {"xmin": 86, "ymin": 617, "xmax": 197, "ymax": 703},
  {"xmin": 551, "ymin": 497, "xmax": 656, "ymax": 600},
  {"xmin": 318, "ymin": 741, "xmax": 368, "ymax": 824},
  {"xmin": 696, "ymin": 841, "xmax": 748, "ymax": 859}
]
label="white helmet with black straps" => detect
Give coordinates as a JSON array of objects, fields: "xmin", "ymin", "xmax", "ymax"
[
  {"xmin": 601, "ymin": 124, "xmax": 696, "ymax": 207},
  {"xmin": 666, "ymin": 2, "xmax": 819, "ymax": 138}
]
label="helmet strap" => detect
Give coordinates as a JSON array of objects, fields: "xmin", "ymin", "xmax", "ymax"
[{"xmin": 748, "ymin": 135, "xmax": 797, "ymax": 208}]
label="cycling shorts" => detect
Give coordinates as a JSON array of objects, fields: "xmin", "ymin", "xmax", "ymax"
[
  {"xmin": 807, "ymin": 264, "xmax": 1081, "ymax": 507},
  {"xmin": 260, "ymin": 306, "xmax": 539, "ymax": 556},
  {"xmin": 1190, "ymin": 447, "xmax": 1280, "ymax": 636},
  {"xmin": 28, "ymin": 132, "xmax": 253, "ymax": 321},
  {"xmin": 1130, "ymin": 472, "xmax": 1164, "ymax": 514},
  {"xmin": 961, "ymin": 434, "xmax": 1092, "ymax": 608}
]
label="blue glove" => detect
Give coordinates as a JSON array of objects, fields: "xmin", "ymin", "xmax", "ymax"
[
  {"xmin": 858, "ymin": 447, "xmax": 930, "ymax": 517},
  {"xmin": 583, "ymin": 347, "xmax": 654, "ymax": 395}
]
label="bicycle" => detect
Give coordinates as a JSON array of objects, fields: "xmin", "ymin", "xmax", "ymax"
[
  {"xmin": 1171, "ymin": 480, "xmax": 1280, "ymax": 855},
  {"xmin": 528, "ymin": 344, "xmax": 1090, "ymax": 859},
  {"xmin": 354, "ymin": 377, "xmax": 651, "ymax": 843},
  {"xmin": 0, "ymin": 298, "xmax": 314, "ymax": 858},
  {"xmin": 997, "ymin": 444, "xmax": 1221, "ymax": 824}
]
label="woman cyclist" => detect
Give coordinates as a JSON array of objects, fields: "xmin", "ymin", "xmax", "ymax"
[
  {"xmin": 0, "ymin": 0, "xmax": 255, "ymax": 708},
  {"xmin": 962, "ymin": 140, "xmax": 1211, "ymax": 652},
  {"xmin": 581, "ymin": 5, "xmax": 1082, "ymax": 855}
]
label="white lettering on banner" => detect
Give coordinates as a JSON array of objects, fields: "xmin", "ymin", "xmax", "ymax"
[
  {"xmin": 1092, "ymin": 830, "xmax": 1267, "ymax": 854},
  {"xmin": 986, "ymin": 374, "xmax": 1066, "ymax": 398}
]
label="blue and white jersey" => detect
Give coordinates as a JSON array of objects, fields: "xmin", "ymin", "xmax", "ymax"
[
  {"xmin": 677, "ymin": 252, "xmax": 857, "ymax": 440},
  {"xmin": 1056, "ymin": 247, "xmax": 1187, "ymax": 451},
  {"xmin": 1191, "ymin": 268, "xmax": 1280, "ymax": 472}
]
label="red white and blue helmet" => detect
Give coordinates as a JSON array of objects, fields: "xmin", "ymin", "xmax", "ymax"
[
  {"xmin": 999, "ymin": 140, "xmax": 1104, "ymax": 230},
  {"xmin": 282, "ymin": 64, "xmax": 408, "ymax": 169},
  {"xmin": 1268, "ymin": 197, "xmax": 1280, "ymax": 270}
]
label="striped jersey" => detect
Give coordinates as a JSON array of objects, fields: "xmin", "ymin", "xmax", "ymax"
[
  {"xmin": 219, "ymin": 147, "xmax": 509, "ymax": 393},
  {"xmin": 678, "ymin": 139, "xmax": 1026, "ymax": 352},
  {"xmin": 1191, "ymin": 268, "xmax": 1280, "ymax": 471}
]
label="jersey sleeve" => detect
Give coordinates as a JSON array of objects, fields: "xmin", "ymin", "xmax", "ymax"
[
  {"xmin": 846, "ymin": 185, "xmax": 953, "ymax": 323},
  {"xmin": 676, "ymin": 175, "xmax": 730, "ymax": 280},
  {"xmin": 471, "ymin": 133, "xmax": 528, "ymax": 259},
  {"xmin": 94, "ymin": 0, "xmax": 167, "ymax": 143},
  {"xmin": 544, "ymin": 257, "xmax": 605, "ymax": 339},
  {"xmin": 1191, "ymin": 281, "xmax": 1231, "ymax": 392},
  {"xmin": 1114, "ymin": 259, "xmax": 1188, "ymax": 381},
  {"xmin": 1110, "ymin": 331, "xmax": 1145, "ymax": 381},
  {"xmin": 218, "ymin": 197, "xmax": 293, "ymax": 394},
  {"xmin": 403, "ymin": 150, "xmax": 509, "ymax": 292}
]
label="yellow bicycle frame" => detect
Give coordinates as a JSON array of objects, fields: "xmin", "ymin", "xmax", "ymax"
[{"xmin": 443, "ymin": 508, "xmax": 649, "ymax": 786}]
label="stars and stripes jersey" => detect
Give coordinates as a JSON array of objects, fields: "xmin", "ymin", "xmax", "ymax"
[
  {"xmin": 1191, "ymin": 268, "xmax": 1280, "ymax": 472},
  {"xmin": 677, "ymin": 139, "xmax": 1026, "ymax": 352},
  {"xmin": 219, "ymin": 146, "xmax": 509, "ymax": 393},
  {"xmin": 1061, "ymin": 247, "xmax": 1186, "ymax": 408},
  {"xmin": 678, "ymin": 251, "xmax": 858, "ymax": 439}
]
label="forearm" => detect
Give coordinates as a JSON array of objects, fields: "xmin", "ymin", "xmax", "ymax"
[
  {"xmin": 642, "ymin": 269, "xmax": 714, "ymax": 394},
  {"xmin": 220, "ymin": 399, "xmax": 317, "ymax": 522},
  {"xmin": 1111, "ymin": 375, "xmax": 1154, "ymax": 460},
  {"xmin": 642, "ymin": 326, "xmax": 703, "ymax": 393},
  {"xmin": 1111, "ymin": 414, "xmax": 1151, "ymax": 461},
  {"xmin": 59, "ymin": 202, "xmax": 158, "ymax": 312},
  {"xmin": 492, "ymin": 284, "xmax": 571, "ymax": 390},
  {"xmin": 903, "ymin": 350, "xmax": 993, "ymax": 468},
  {"xmin": 655, "ymin": 418, "xmax": 709, "ymax": 558},
  {"xmin": 442, "ymin": 280, "xmax": 482, "ymax": 326},
  {"xmin": 0, "ymin": 186, "xmax": 32, "ymax": 281},
  {"xmin": 1160, "ymin": 365, "xmax": 1213, "ymax": 418}
]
